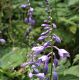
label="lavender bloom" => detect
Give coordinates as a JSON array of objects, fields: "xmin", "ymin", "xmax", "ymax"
[
  {"xmin": 35, "ymin": 59, "xmax": 42, "ymax": 66},
  {"xmin": 43, "ymin": 41, "xmax": 51, "ymax": 48},
  {"xmin": 38, "ymin": 55, "xmax": 49, "ymax": 62},
  {"xmin": 43, "ymin": 62, "xmax": 48, "ymax": 75},
  {"xmin": 53, "ymin": 58, "xmax": 58, "ymax": 67},
  {"xmin": 53, "ymin": 46, "xmax": 70, "ymax": 59},
  {"xmin": 0, "ymin": 39, "xmax": 6, "ymax": 44},
  {"xmin": 41, "ymin": 30, "xmax": 50, "ymax": 36},
  {"xmin": 38, "ymin": 36, "xmax": 47, "ymax": 41},
  {"xmin": 52, "ymin": 34, "xmax": 61, "ymax": 43},
  {"xmin": 28, "ymin": 72, "xmax": 33, "ymax": 78},
  {"xmin": 41, "ymin": 24, "xmax": 50, "ymax": 27},
  {"xmin": 20, "ymin": 4, "xmax": 28, "ymax": 9},
  {"xmin": 35, "ymin": 73, "xmax": 45, "ymax": 79},
  {"xmin": 53, "ymin": 71, "xmax": 58, "ymax": 80},
  {"xmin": 28, "ymin": 7, "xmax": 34, "ymax": 16},
  {"xmin": 52, "ymin": 23, "xmax": 57, "ymax": 29},
  {"xmin": 58, "ymin": 49, "xmax": 70, "ymax": 59},
  {"xmin": 33, "ymin": 68, "xmax": 39, "ymax": 74},
  {"xmin": 24, "ymin": 17, "xmax": 35, "ymax": 26},
  {"xmin": 44, "ymin": 27, "xmax": 50, "ymax": 30},
  {"xmin": 32, "ymin": 46, "xmax": 45, "ymax": 55}
]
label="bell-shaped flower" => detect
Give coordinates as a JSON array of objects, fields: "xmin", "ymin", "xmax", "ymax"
[
  {"xmin": 41, "ymin": 30, "xmax": 50, "ymax": 36},
  {"xmin": 53, "ymin": 46, "xmax": 70, "ymax": 59},
  {"xmin": 44, "ymin": 27, "xmax": 50, "ymax": 30},
  {"xmin": 0, "ymin": 39, "xmax": 6, "ymax": 44},
  {"xmin": 43, "ymin": 62, "xmax": 49, "ymax": 75},
  {"xmin": 41, "ymin": 24, "xmax": 50, "ymax": 27},
  {"xmin": 24, "ymin": 17, "xmax": 35, "ymax": 26},
  {"xmin": 52, "ymin": 23, "xmax": 57, "ymax": 29},
  {"xmin": 53, "ymin": 71, "xmax": 58, "ymax": 80},
  {"xmin": 32, "ymin": 46, "xmax": 45, "ymax": 55},
  {"xmin": 38, "ymin": 55, "xmax": 49, "ymax": 62},
  {"xmin": 33, "ymin": 68, "xmax": 39, "ymax": 74},
  {"xmin": 35, "ymin": 73, "xmax": 45, "ymax": 79},
  {"xmin": 38, "ymin": 36, "xmax": 47, "ymax": 41},
  {"xmin": 53, "ymin": 57, "xmax": 58, "ymax": 67},
  {"xmin": 52, "ymin": 34, "xmax": 61, "ymax": 43},
  {"xmin": 20, "ymin": 4, "xmax": 28, "ymax": 9},
  {"xmin": 28, "ymin": 72, "xmax": 33, "ymax": 78},
  {"xmin": 43, "ymin": 41, "xmax": 51, "ymax": 48}
]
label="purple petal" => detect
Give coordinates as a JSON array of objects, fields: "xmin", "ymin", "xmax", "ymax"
[
  {"xmin": 20, "ymin": 4, "xmax": 28, "ymax": 8},
  {"xmin": 35, "ymin": 73, "xmax": 45, "ymax": 79},
  {"xmin": 53, "ymin": 58, "xmax": 58, "ymax": 67},
  {"xmin": 52, "ymin": 34, "xmax": 61, "ymax": 43},
  {"xmin": 52, "ymin": 23, "xmax": 57, "ymax": 29},
  {"xmin": 0, "ymin": 39, "xmax": 6, "ymax": 44},
  {"xmin": 43, "ymin": 41, "xmax": 51, "ymax": 48},
  {"xmin": 53, "ymin": 71, "xmax": 58, "ymax": 80},
  {"xmin": 58, "ymin": 49, "xmax": 70, "ymax": 59},
  {"xmin": 41, "ymin": 30, "xmax": 50, "ymax": 36},
  {"xmin": 28, "ymin": 72, "xmax": 33, "ymax": 78},
  {"xmin": 41, "ymin": 24, "xmax": 50, "ymax": 27},
  {"xmin": 38, "ymin": 36, "xmax": 47, "ymax": 41},
  {"xmin": 32, "ymin": 46, "xmax": 45, "ymax": 55}
]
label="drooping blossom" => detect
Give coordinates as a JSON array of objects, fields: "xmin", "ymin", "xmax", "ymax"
[
  {"xmin": 38, "ymin": 36, "xmax": 47, "ymax": 41},
  {"xmin": 28, "ymin": 72, "xmax": 33, "ymax": 78},
  {"xmin": 53, "ymin": 71, "xmax": 58, "ymax": 80},
  {"xmin": 53, "ymin": 57, "xmax": 58, "ymax": 67},
  {"xmin": 35, "ymin": 73, "xmax": 45, "ymax": 79},
  {"xmin": 41, "ymin": 24, "xmax": 50, "ymax": 27},
  {"xmin": 32, "ymin": 46, "xmax": 45, "ymax": 55},
  {"xmin": 20, "ymin": 4, "xmax": 28, "ymax": 9},
  {"xmin": 43, "ymin": 41, "xmax": 51, "ymax": 48},
  {"xmin": 40, "ymin": 30, "xmax": 50, "ymax": 36},
  {"xmin": 0, "ymin": 39, "xmax": 6, "ymax": 44},
  {"xmin": 53, "ymin": 46, "xmax": 70, "ymax": 59},
  {"xmin": 38, "ymin": 55, "xmax": 49, "ymax": 62},
  {"xmin": 52, "ymin": 34, "xmax": 61, "ymax": 43},
  {"xmin": 24, "ymin": 17, "xmax": 35, "ymax": 26},
  {"xmin": 43, "ymin": 61, "xmax": 49, "ymax": 75},
  {"xmin": 52, "ymin": 23, "xmax": 57, "ymax": 29}
]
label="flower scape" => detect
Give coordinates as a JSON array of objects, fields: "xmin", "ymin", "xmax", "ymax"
[{"xmin": 20, "ymin": 0, "xmax": 70, "ymax": 80}]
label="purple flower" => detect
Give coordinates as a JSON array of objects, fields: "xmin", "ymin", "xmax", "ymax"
[
  {"xmin": 53, "ymin": 46, "xmax": 70, "ymax": 59},
  {"xmin": 28, "ymin": 7, "xmax": 34, "ymax": 16},
  {"xmin": 44, "ymin": 27, "xmax": 50, "ymax": 30},
  {"xmin": 33, "ymin": 68, "xmax": 39, "ymax": 74},
  {"xmin": 38, "ymin": 36, "xmax": 47, "ymax": 41},
  {"xmin": 0, "ymin": 39, "xmax": 6, "ymax": 44},
  {"xmin": 28, "ymin": 72, "xmax": 33, "ymax": 78},
  {"xmin": 43, "ymin": 62, "xmax": 48, "ymax": 75},
  {"xmin": 41, "ymin": 30, "xmax": 50, "ymax": 36},
  {"xmin": 43, "ymin": 41, "xmax": 51, "ymax": 48},
  {"xmin": 58, "ymin": 49, "xmax": 70, "ymax": 59},
  {"xmin": 24, "ymin": 17, "xmax": 35, "ymax": 26},
  {"xmin": 52, "ymin": 23, "xmax": 57, "ymax": 29},
  {"xmin": 53, "ymin": 58, "xmax": 58, "ymax": 67},
  {"xmin": 52, "ymin": 34, "xmax": 61, "ymax": 43},
  {"xmin": 35, "ymin": 73, "xmax": 45, "ymax": 79},
  {"xmin": 38, "ymin": 55, "xmax": 49, "ymax": 62},
  {"xmin": 20, "ymin": 4, "xmax": 28, "ymax": 8},
  {"xmin": 32, "ymin": 46, "xmax": 45, "ymax": 55},
  {"xmin": 41, "ymin": 24, "xmax": 50, "ymax": 27},
  {"xmin": 53, "ymin": 71, "xmax": 58, "ymax": 80},
  {"xmin": 35, "ymin": 59, "xmax": 42, "ymax": 66}
]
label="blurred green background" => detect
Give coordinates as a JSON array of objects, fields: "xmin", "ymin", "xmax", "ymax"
[{"xmin": 0, "ymin": 0, "xmax": 79, "ymax": 80}]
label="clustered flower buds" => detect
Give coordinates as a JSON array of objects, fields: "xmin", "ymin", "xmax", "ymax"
[{"xmin": 20, "ymin": 0, "xmax": 70, "ymax": 80}]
